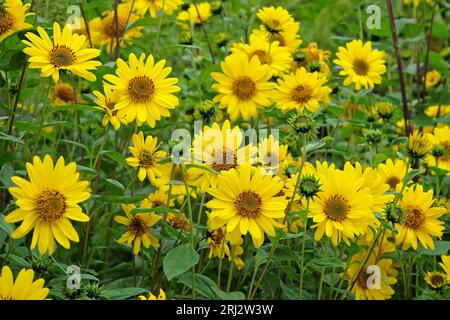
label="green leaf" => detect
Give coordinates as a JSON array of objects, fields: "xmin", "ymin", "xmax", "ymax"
[
  {"xmin": 92, "ymin": 194, "xmax": 148, "ymax": 203},
  {"xmin": 178, "ymin": 273, "xmax": 245, "ymax": 300},
  {"xmin": 104, "ymin": 178, "xmax": 125, "ymax": 191},
  {"xmin": 103, "ymin": 287, "xmax": 147, "ymax": 300},
  {"xmin": 0, "ymin": 163, "xmax": 15, "ymax": 188},
  {"xmin": 0, "ymin": 132, "xmax": 27, "ymax": 148},
  {"xmin": 163, "ymin": 244, "xmax": 199, "ymax": 281},
  {"xmin": 104, "ymin": 151, "xmax": 128, "ymax": 167},
  {"xmin": 419, "ymin": 241, "xmax": 450, "ymax": 256},
  {"xmin": 131, "ymin": 207, "xmax": 179, "ymax": 214},
  {"xmin": 49, "ymin": 104, "xmax": 95, "ymax": 113},
  {"xmin": 307, "ymin": 257, "xmax": 346, "ymax": 270}
]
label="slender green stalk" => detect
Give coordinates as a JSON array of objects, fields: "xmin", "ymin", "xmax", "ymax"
[
  {"xmin": 31, "ymin": 78, "xmax": 53, "ymax": 156},
  {"xmin": 317, "ymin": 268, "xmax": 325, "ymax": 300},
  {"xmin": 299, "ymin": 199, "xmax": 310, "ymax": 299}
]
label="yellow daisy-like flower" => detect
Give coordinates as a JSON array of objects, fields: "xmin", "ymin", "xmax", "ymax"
[
  {"xmin": 274, "ymin": 67, "xmax": 331, "ymax": 113},
  {"xmin": 345, "ymin": 253, "xmax": 397, "ymax": 300},
  {"xmin": 191, "ymin": 120, "xmax": 257, "ymax": 190},
  {"xmin": 426, "ymin": 126, "xmax": 450, "ymax": 174},
  {"xmin": 206, "ymin": 163, "xmax": 288, "ymax": 248},
  {"xmin": 5, "ymin": 155, "xmax": 91, "ymax": 255},
  {"xmin": 252, "ymin": 24, "xmax": 301, "ymax": 54},
  {"xmin": 129, "ymin": 0, "xmax": 183, "ymax": 17},
  {"xmin": 89, "ymin": 4, "xmax": 143, "ymax": 50},
  {"xmin": 231, "ymin": 34, "xmax": 292, "ymax": 76},
  {"xmin": 22, "ymin": 22, "xmax": 101, "ymax": 82},
  {"xmin": 177, "ymin": 2, "xmax": 212, "ymax": 27},
  {"xmin": 377, "ymin": 159, "xmax": 410, "ymax": 191},
  {"xmin": 211, "ymin": 53, "xmax": 275, "ymax": 121},
  {"xmin": 298, "ymin": 42, "xmax": 332, "ymax": 77},
  {"xmin": 334, "ymin": 40, "xmax": 386, "ymax": 91},
  {"xmin": 440, "ymin": 255, "xmax": 450, "ymax": 284},
  {"xmin": 114, "ymin": 204, "xmax": 161, "ymax": 255},
  {"xmin": 141, "ymin": 186, "xmax": 175, "ymax": 209},
  {"xmin": 206, "ymin": 227, "xmax": 231, "ymax": 259},
  {"xmin": 257, "ymin": 6, "xmax": 296, "ymax": 35},
  {"xmin": 309, "ymin": 167, "xmax": 375, "ymax": 246},
  {"xmin": 126, "ymin": 131, "xmax": 167, "ymax": 184},
  {"xmin": 0, "ymin": 266, "xmax": 49, "ymax": 300},
  {"xmin": 53, "ymin": 82, "xmax": 76, "ymax": 106},
  {"xmin": 93, "ymin": 85, "xmax": 128, "ymax": 131},
  {"xmin": 257, "ymin": 134, "xmax": 288, "ymax": 174},
  {"xmin": 138, "ymin": 288, "xmax": 166, "ymax": 300},
  {"xmin": 104, "ymin": 53, "xmax": 180, "ymax": 127},
  {"xmin": 424, "ymin": 272, "xmax": 447, "ymax": 289},
  {"xmin": 396, "ymin": 185, "xmax": 446, "ymax": 250},
  {"xmin": 407, "ymin": 130, "xmax": 431, "ymax": 159},
  {"xmin": 425, "ymin": 105, "xmax": 450, "ymax": 118},
  {"xmin": 423, "ymin": 69, "xmax": 441, "ymax": 88},
  {"xmin": 0, "ymin": 0, "xmax": 33, "ymax": 42}
]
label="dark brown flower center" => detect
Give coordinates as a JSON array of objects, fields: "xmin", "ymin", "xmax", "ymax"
[
  {"xmin": 291, "ymin": 85, "xmax": 313, "ymax": 104},
  {"xmin": 234, "ymin": 190, "xmax": 262, "ymax": 218},
  {"xmin": 103, "ymin": 16, "xmax": 126, "ymax": 38},
  {"xmin": 271, "ymin": 33, "xmax": 285, "ymax": 46},
  {"xmin": 353, "ymin": 58, "xmax": 369, "ymax": 76},
  {"xmin": 211, "ymin": 149, "xmax": 237, "ymax": 172},
  {"xmin": 0, "ymin": 10, "xmax": 15, "ymax": 36},
  {"xmin": 251, "ymin": 49, "xmax": 272, "ymax": 65},
  {"xmin": 209, "ymin": 228, "xmax": 224, "ymax": 245},
  {"xmin": 386, "ymin": 176, "xmax": 401, "ymax": 190},
  {"xmin": 106, "ymin": 101, "xmax": 116, "ymax": 110},
  {"xmin": 36, "ymin": 190, "xmax": 67, "ymax": 222},
  {"xmin": 128, "ymin": 216, "xmax": 147, "ymax": 236},
  {"xmin": 50, "ymin": 45, "xmax": 75, "ymax": 67},
  {"xmin": 430, "ymin": 274, "xmax": 445, "ymax": 288},
  {"xmin": 232, "ymin": 76, "xmax": 256, "ymax": 100},
  {"xmin": 128, "ymin": 76, "xmax": 155, "ymax": 102},
  {"xmin": 138, "ymin": 151, "xmax": 154, "ymax": 168},
  {"xmin": 324, "ymin": 194, "xmax": 350, "ymax": 222},
  {"xmin": 404, "ymin": 205, "xmax": 425, "ymax": 229}
]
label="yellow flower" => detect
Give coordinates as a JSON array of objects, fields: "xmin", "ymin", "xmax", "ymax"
[
  {"xmin": 5, "ymin": 155, "xmax": 91, "ymax": 255},
  {"xmin": 257, "ymin": 134, "xmax": 288, "ymax": 174},
  {"xmin": 257, "ymin": 6, "xmax": 297, "ymax": 35},
  {"xmin": 440, "ymin": 255, "xmax": 450, "ymax": 284},
  {"xmin": 138, "ymin": 288, "xmax": 166, "ymax": 300},
  {"xmin": 403, "ymin": 0, "xmax": 432, "ymax": 6},
  {"xmin": 126, "ymin": 131, "xmax": 167, "ymax": 183},
  {"xmin": 191, "ymin": 120, "xmax": 257, "ymax": 190},
  {"xmin": 396, "ymin": 185, "xmax": 446, "ymax": 250},
  {"xmin": 407, "ymin": 130, "xmax": 430, "ymax": 159},
  {"xmin": 53, "ymin": 82, "xmax": 77, "ymax": 106},
  {"xmin": 206, "ymin": 227, "xmax": 231, "ymax": 259},
  {"xmin": 104, "ymin": 53, "xmax": 180, "ymax": 127},
  {"xmin": 377, "ymin": 159, "xmax": 410, "ymax": 191},
  {"xmin": 211, "ymin": 53, "xmax": 275, "ymax": 121},
  {"xmin": 93, "ymin": 85, "xmax": 128, "ymax": 130},
  {"xmin": 0, "ymin": 0, "xmax": 33, "ymax": 42},
  {"xmin": 345, "ymin": 252, "xmax": 397, "ymax": 300},
  {"xmin": 309, "ymin": 166, "xmax": 375, "ymax": 246},
  {"xmin": 274, "ymin": 67, "xmax": 331, "ymax": 113},
  {"xmin": 129, "ymin": 0, "xmax": 183, "ymax": 17},
  {"xmin": 425, "ymin": 105, "xmax": 450, "ymax": 118},
  {"xmin": 423, "ymin": 69, "xmax": 441, "ymax": 88},
  {"xmin": 22, "ymin": 22, "xmax": 101, "ymax": 82},
  {"xmin": 177, "ymin": 2, "xmax": 212, "ymax": 27},
  {"xmin": 141, "ymin": 186, "xmax": 174, "ymax": 209},
  {"xmin": 334, "ymin": 40, "xmax": 386, "ymax": 91},
  {"xmin": 114, "ymin": 204, "xmax": 161, "ymax": 255},
  {"xmin": 207, "ymin": 163, "xmax": 287, "ymax": 248},
  {"xmin": 231, "ymin": 34, "xmax": 292, "ymax": 76},
  {"xmin": 155, "ymin": 164, "xmax": 201, "ymax": 200},
  {"xmin": 89, "ymin": 4, "xmax": 143, "ymax": 50},
  {"xmin": 299, "ymin": 42, "xmax": 332, "ymax": 77},
  {"xmin": 426, "ymin": 126, "xmax": 450, "ymax": 174},
  {"xmin": 424, "ymin": 272, "xmax": 447, "ymax": 289},
  {"xmin": 0, "ymin": 266, "xmax": 49, "ymax": 300},
  {"xmin": 166, "ymin": 213, "xmax": 191, "ymax": 232}
]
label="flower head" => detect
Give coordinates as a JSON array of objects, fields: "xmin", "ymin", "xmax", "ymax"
[{"xmin": 0, "ymin": 266, "xmax": 49, "ymax": 300}]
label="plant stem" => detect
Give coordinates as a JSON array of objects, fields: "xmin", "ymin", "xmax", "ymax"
[
  {"xmin": 299, "ymin": 199, "xmax": 310, "ymax": 299},
  {"xmin": 31, "ymin": 78, "xmax": 53, "ymax": 156}
]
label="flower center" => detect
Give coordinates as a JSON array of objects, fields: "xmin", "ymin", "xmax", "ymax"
[
  {"xmin": 251, "ymin": 50, "xmax": 272, "ymax": 65},
  {"xmin": 404, "ymin": 205, "xmax": 425, "ymax": 229},
  {"xmin": 232, "ymin": 76, "xmax": 256, "ymax": 100},
  {"xmin": 324, "ymin": 194, "xmax": 350, "ymax": 222},
  {"xmin": 234, "ymin": 190, "xmax": 262, "ymax": 218},
  {"xmin": 36, "ymin": 190, "xmax": 67, "ymax": 223},
  {"xmin": 386, "ymin": 176, "xmax": 401, "ymax": 190},
  {"xmin": 209, "ymin": 228, "xmax": 224, "ymax": 245},
  {"xmin": 353, "ymin": 58, "xmax": 369, "ymax": 76},
  {"xmin": 138, "ymin": 151, "xmax": 154, "ymax": 168},
  {"xmin": 106, "ymin": 101, "xmax": 116, "ymax": 110},
  {"xmin": 50, "ymin": 45, "xmax": 75, "ymax": 67},
  {"xmin": 271, "ymin": 33, "xmax": 285, "ymax": 46},
  {"xmin": 128, "ymin": 216, "xmax": 147, "ymax": 236},
  {"xmin": 430, "ymin": 274, "xmax": 445, "ymax": 288},
  {"xmin": 128, "ymin": 76, "xmax": 155, "ymax": 102},
  {"xmin": 103, "ymin": 16, "xmax": 127, "ymax": 38},
  {"xmin": 56, "ymin": 85, "xmax": 75, "ymax": 102},
  {"xmin": 291, "ymin": 85, "xmax": 313, "ymax": 104},
  {"xmin": 211, "ymin": 149, "xmax": 237, "ymax": 172},
  {"xmin": 264, "ymin": 19, "xmax": 281, "ymax": 33},
  {"xmin": 0, "ymin": 10, "xmax": 15, "ymax": 36}
]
